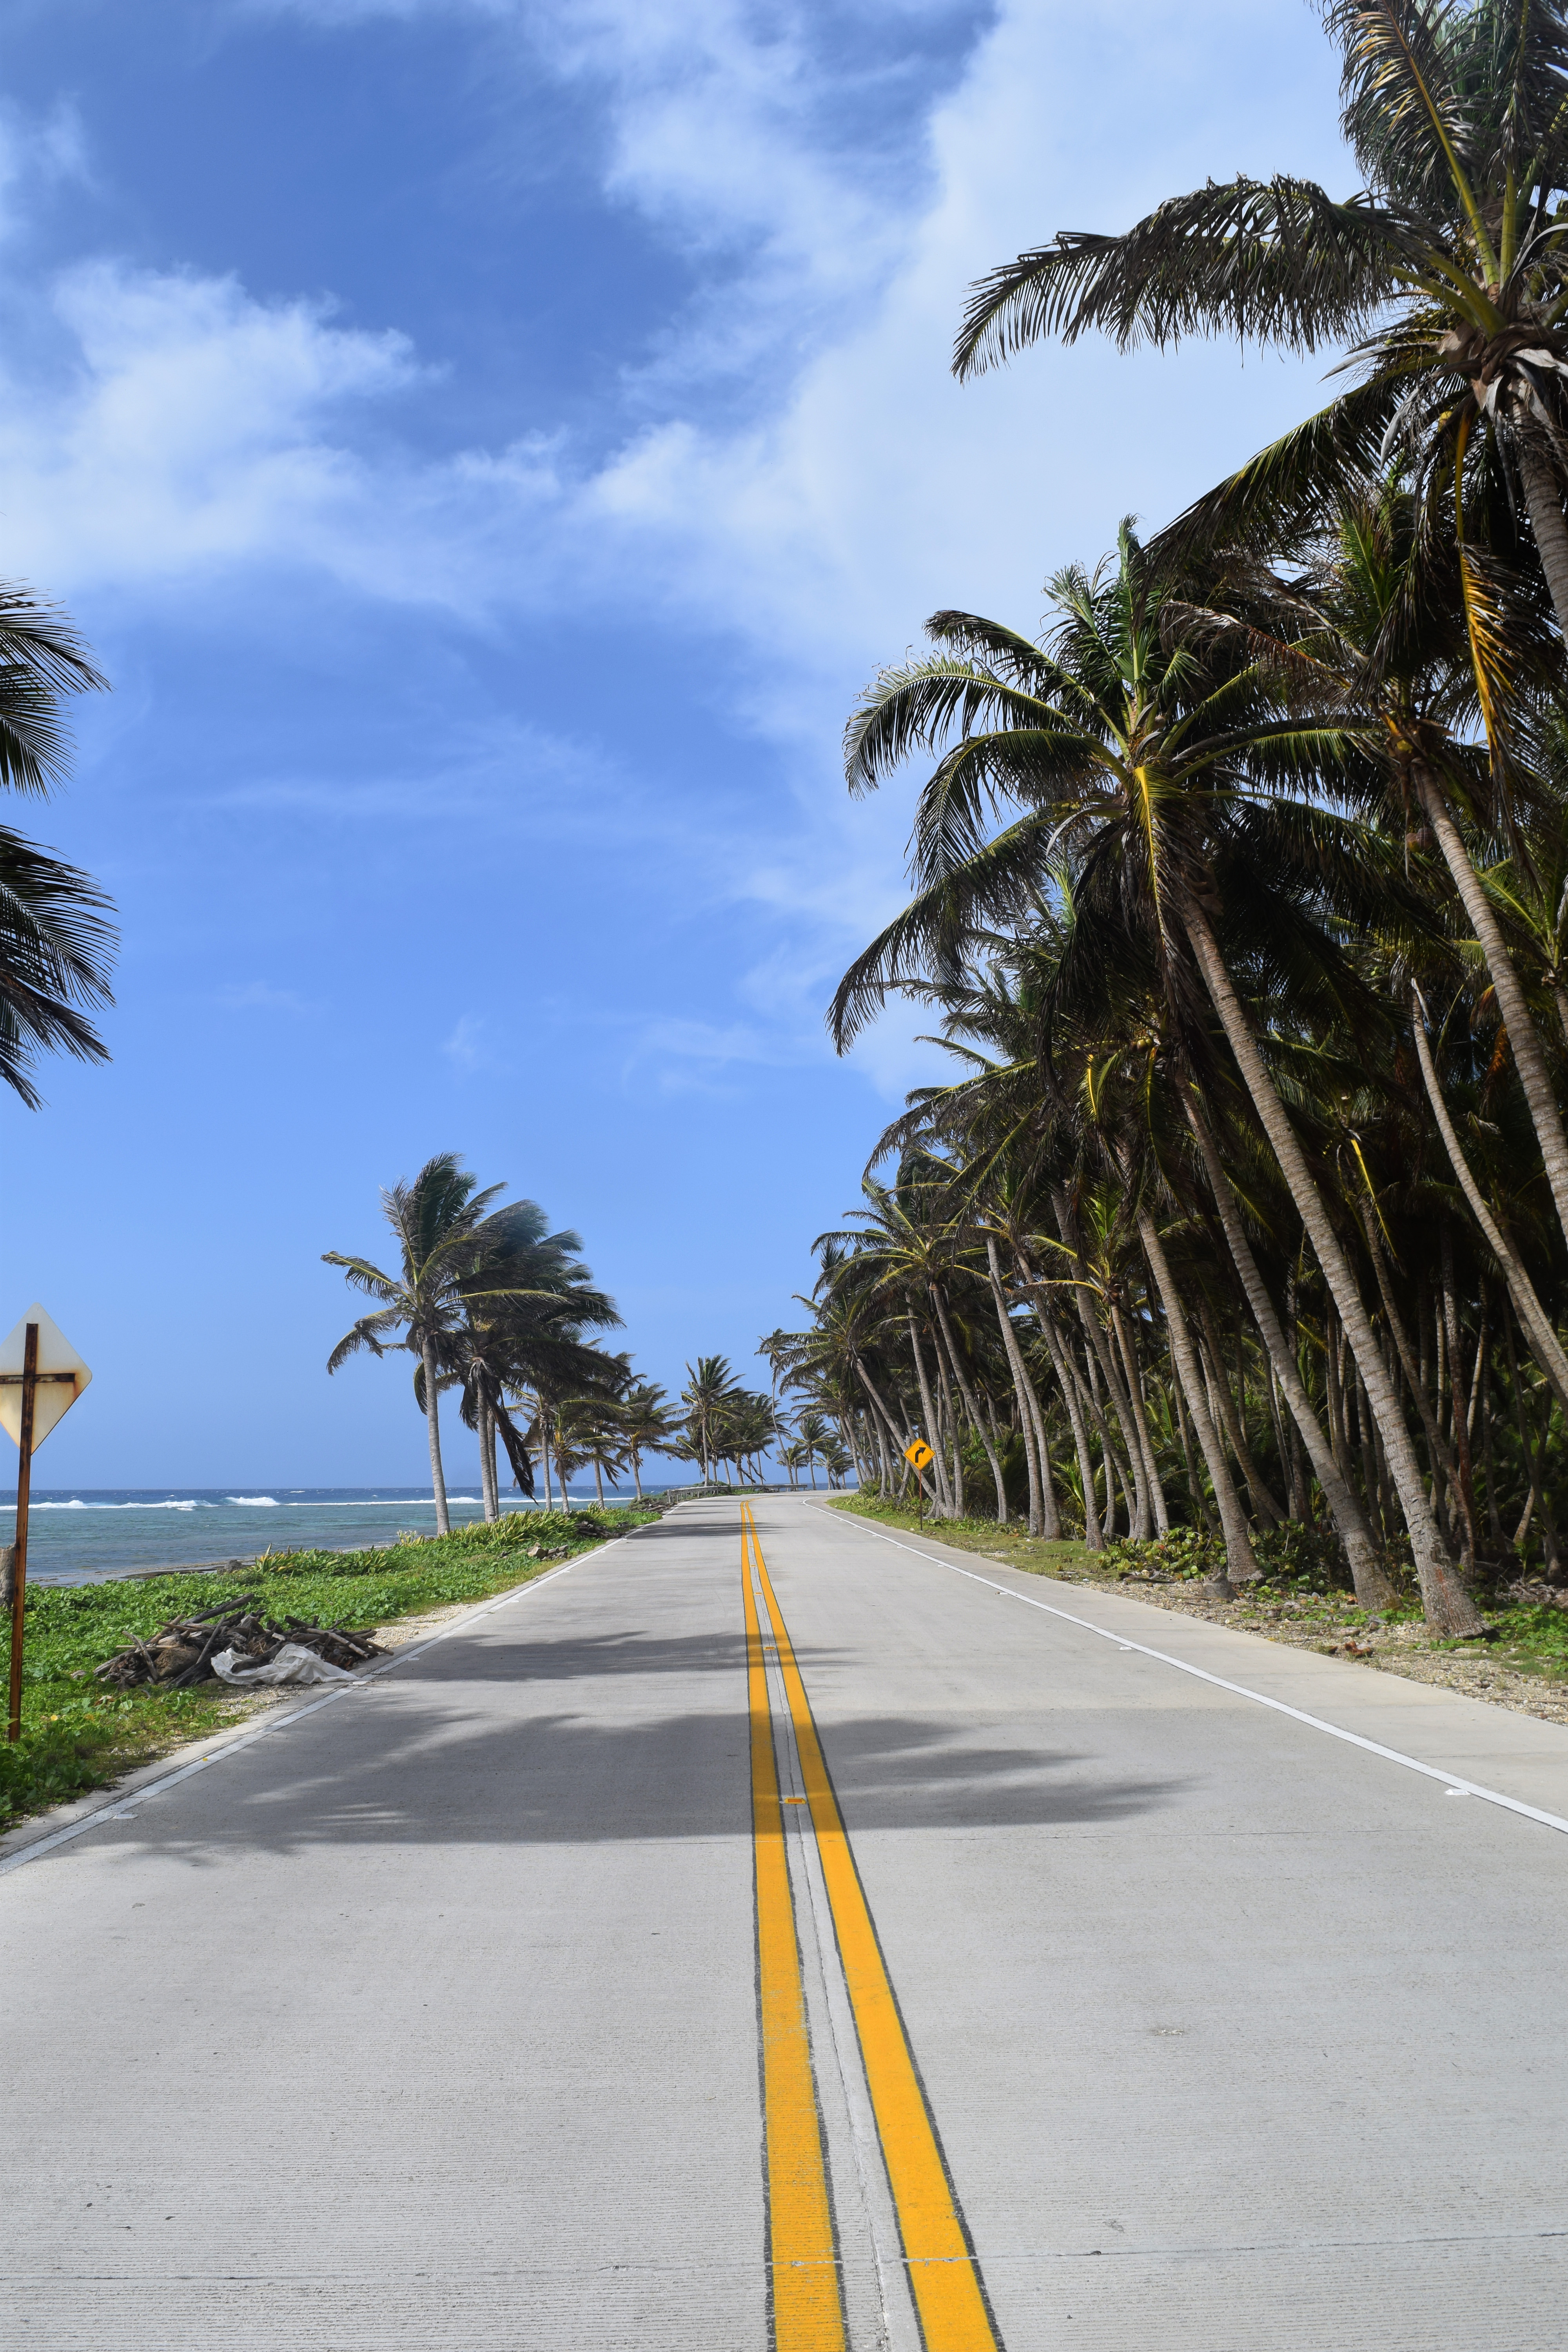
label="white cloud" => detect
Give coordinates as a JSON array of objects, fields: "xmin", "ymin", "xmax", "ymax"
[
  {"xmin": 0, "ymin": 7, "xmax": 1348, "ymax": 652},
  {"xmin": 217, "ymin": 980, "xmax": 312, "ymax": 1013},
  {"xmin": 442, "ymin": 1012, "xmax": 496, "ymax": 1073},
  {"xmin": 0, "ymin": 3, "xmax": 1357, "ymax": 1082},
  {"xmin": 0, "ymin": 96, "xmax": 91, "ymax": 243}
]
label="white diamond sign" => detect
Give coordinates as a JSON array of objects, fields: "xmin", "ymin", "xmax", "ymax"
[{"xmin": 0, "ymin": 1303, "xmax": 91, "ymax": 1452}]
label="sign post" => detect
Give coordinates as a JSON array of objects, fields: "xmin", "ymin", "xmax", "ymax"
[
  {"xmin": 0, "ymin": 1306, "xmax": 92, "ymax": 1744},
  {"xmin": 904, "ymin": 1438, "xmax": 935, "ymax": 1527}
]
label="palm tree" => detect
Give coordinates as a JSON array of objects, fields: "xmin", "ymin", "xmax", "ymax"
[
  {"xmin": 681, "ymin": 1355, "xmax": 739, "ymax": 1486},
  {"xmin": 455, "ymin": 1206, "xmax": 621, "ymax": 1517},
  {"xmin": 324, "ymin": 1153, "xmax": 508, "ymax": 1535},
  {"xmin": 832, "ymin": 532, "xmax": 1481, "ymax": 1627},
  {"xmin": 0, "ymin": 588, "xmax": 116, "ymax": 1104},
  {"xmin": 796, "ymin": 1410, "xmax": 830, "ymax": 1490},
  {"xmin": 563, "ymin": 1392, "xmax": 632, "ymax": 1506},
  {"xmin": 953, "ymin": 0, "xmax": 1568, "ymax": 1261},
  {"xmin": 618, "ymin": 1379, "xmax": 675, "ymax": 1501}
]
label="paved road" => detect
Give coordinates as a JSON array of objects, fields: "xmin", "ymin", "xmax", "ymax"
[{"xmin": 3, "ymin": 1495, "xmax": 1566, "ymax": 2349}]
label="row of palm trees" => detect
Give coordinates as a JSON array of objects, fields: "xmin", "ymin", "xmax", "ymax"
[
  {"xmin": 775, "ymin": 1, "xmax": 1568, "ymax": 1634},
  {"xmin": 323, "ymin": 1160, "xmax": 814, "ymax": 1518}
]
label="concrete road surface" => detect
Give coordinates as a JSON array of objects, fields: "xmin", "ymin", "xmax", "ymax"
[{"xmin": 2, "ymin": 1494, "xmax": 1566, "ymax": 2350}]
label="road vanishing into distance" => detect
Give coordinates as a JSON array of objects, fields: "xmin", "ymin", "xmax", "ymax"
[{"xmin": 3, "ymin": 1494, "xmax": 1567, "ymax": 2349}]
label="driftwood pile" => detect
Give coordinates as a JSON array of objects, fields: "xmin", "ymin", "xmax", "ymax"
[{"xmin": 95, "ymin": 1595, "xmax": 386, "ymax": 1691}]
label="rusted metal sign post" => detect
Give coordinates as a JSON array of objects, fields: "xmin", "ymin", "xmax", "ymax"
[{"xmin": 0, "ymin": 1306, "xmax": 92, "ymax": 1744}]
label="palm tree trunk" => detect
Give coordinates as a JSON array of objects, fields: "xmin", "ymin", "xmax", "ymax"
[
  {"xmin": 1412, "ymin": 764, "xmax": 1568, "ymax": 1253},
  {"xmin": 985, "ymin": 1237, "xmax": 1060, "ymax": 1537},
  {"xmin": 1356, "ymin": 1199, "xmax": 1479, "ymax": 1568},
  {"xmin": 632, "ymin": 1450, "xmax": 644, "ymax": 1502},
  {"xmin": 478, "ymin": 1389, "xmax": 499, "ymax": 1523},
  {"xmin": 423, "ymin": 1336, "xmax": 450, "ymax": 1537},
  {"xmin": 1020, "ymin": 1274, "xmax": 1103, "ymax": 1548},
  {"xmin": 1410, "ymin": 987, "xmax": 1568, "ymax": 1410},
  {"xmin": 1515, "ymin": 433, "xmax": 1568, "ymax": 648},
  {"xmin": 931, "ymin": 1282, "xmax": 1009, "ymax": 1523},
  {"xmin": 1503, "ymin": 1305, "xmax": 1563, "ymax": 1576},
  {"xmin": 1018, "ymin": 1341, "xmax": 1063, "ymax": 1540},
  {"xmin": 535, "ymin": 1393, "xmax": 552, "ymax": 1510},
  {"xmin": 1137, "ymin": 1207, "xmax": 1258, "ymax": 1588},
  {"xmin": 1109, "ymin": 1303, "xmax": 1169, "ymax": 1535},
  {"xmin": 1184, "ymin": 1096, "xmax": 1393, "ymax": 1606},
  {"xmin": 1195, "ymin": 1292, "xmax": 1285, "ymax": 1525},
  {"xmin": 1183, "ymin": 903, "xmax": 1480, "ymax": 1634},
  {"xmin": 932, "ymin": 1341, "xmax": 965, "ymax": 1517},
  {"xmin": 858, "ymin": 1361, "xmax": 935, "ymax": 1511},
  {"xmin": 907, "ymin": 1313, "xmax": 953, "ymax": 1515},
  {"xmin": 1050, "ymin": 1186, "xmax": 1152, "ymax": 1536}
]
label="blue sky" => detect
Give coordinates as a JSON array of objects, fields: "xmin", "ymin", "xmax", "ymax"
[{"xmin": 0, "ymin": 0, "xmax": 1351, "ymax": 1486}]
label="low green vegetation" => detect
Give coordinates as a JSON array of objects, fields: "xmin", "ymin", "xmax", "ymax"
[
  {"xmin": 829, "ymin": 1494, "xmax": 1568, "ymax": 1686},
  {"xmin": 831, "ymin": 1491, "xmax": 1091, "ymax": 1577},
  {"xmin": 0, "ymin": 1506, "xmax": 655, "ymax": 1831}
]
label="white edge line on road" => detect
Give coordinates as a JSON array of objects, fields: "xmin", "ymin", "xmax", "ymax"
[
  {"xmin": 826, "ymin": 1512, "xmax": 1568, "ymax": 1840},
  {"xmin": 0, "ymin": 1540, "xmax": 629, "ymax": 1880}
]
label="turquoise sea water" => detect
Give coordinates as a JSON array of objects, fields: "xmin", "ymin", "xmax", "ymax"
[{"xmin": 0, "ymin": 1487, "xmax": 635, "ymax": 1587}]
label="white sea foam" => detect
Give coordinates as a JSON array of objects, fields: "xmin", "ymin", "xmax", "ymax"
[
  {"xmin": 33, "ymin": 1498, "xmax": 211, "ymax": 1511},
  {"xmin": 227, "ymin": 1496, "xmax": 280, "ymax": 1506}
]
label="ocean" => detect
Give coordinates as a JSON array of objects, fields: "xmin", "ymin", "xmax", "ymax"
[{"xmin": 0, "ymin": 1487, "xmax": 648, "ymax": 1588}]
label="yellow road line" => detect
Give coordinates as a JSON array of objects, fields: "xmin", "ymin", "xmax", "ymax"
[
  {"xmin": 743, "ymin": 1503, "xmax": 1003, "ymax": 2352},
  {"xmin": 743, "ymin": 1514, "xmax": 846, "ymax": 2350}
]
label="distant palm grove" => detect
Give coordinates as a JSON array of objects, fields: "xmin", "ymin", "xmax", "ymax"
[
  {"xmin": 775, "ymin": 3, "xmax": 1568, "ymax": 1638},
  {"xmin": 323, "ymin": 1153, "xmax": 846, "ymax": 1535}
]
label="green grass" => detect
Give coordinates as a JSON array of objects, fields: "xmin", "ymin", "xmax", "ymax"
[
  {"xmin": 0, "ymin": 1505, "xmax": 657, "ymax": 1830},
  {"xmin": 828, "ymin": 1491, "xmax": 1092, "ymax": 1576},
  {"xmin": 830, "ymin": 1494, "xmax": 1568, "ymax": 1680}
]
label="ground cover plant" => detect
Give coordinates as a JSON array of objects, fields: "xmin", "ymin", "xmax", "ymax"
[
  {"xmin": 829, "ymin": 1493, "xmax": 1568, "ymax": 1700},
  {"xmin": 0, "ymin": 1506, "xmax": 655, "ymax": 1830}
]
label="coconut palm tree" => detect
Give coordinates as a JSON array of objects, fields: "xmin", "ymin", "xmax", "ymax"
[
  {"xmin": 562, "ymin": 1391, "xmax": 632, "ymax": 1506},
  {"xmin": 681, "ymin": 1356, "xmax": 740, "ymax": 1486},
  {"xmin": 618, "ymin": 1379, "xmax": 675, "ymax": 1501},
  {"xmin": 954, "ymin": 0, "xmax": 1568, "ymax": 1261},
  {"xmin": 832, "ymin": 530, "xmax": 1482, "ymax": 1627},
  {"xmin": 456, "ymin": 1208, "xmax": 621, "ymax": 1517},
  {"xmin": 0, "ymin": 588, "xmax": 116, "ymax": 1104},
  {"xmin": 324, "ymin": 1153, "xmax": 509, "ymax": 1535}
]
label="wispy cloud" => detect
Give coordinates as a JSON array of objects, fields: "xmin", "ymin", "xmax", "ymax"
[
  {"xmin": 0, "ymin": 5, "xmax": 1350, "ymax": 1094},
  {"xmin": 443, "ymin": 1012, "xmax": 499, "ymax": 1074},
  {"xmin": 216, "ymin": 979, "xmax": 312, "ymax": 1013}
]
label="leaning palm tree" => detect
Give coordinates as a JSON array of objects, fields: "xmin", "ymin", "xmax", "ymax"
[
  {"xmin": 953, "ymin": 0, "xmax": 1568, "ymax": 1257},
  {"xmin": 324, "ymin": 1153, "xmax": 507, "ymax": 1535},
  {"xmin": 562, "ymin": 1392, "xmax": 632, "ymax": 1506},
  {"xmin": 456, "ymin": 1205, "xmax": 621, "ymax": 1517},
  {"xmin": 617, "ymin": 1379, "xmax": 675, "ymax": 1501},
  {"xmin": 796, "ymin": 1410, "xmax": 830, "ymax": 1490},
  {"xmin": 833, "ymin": 530, "xmax": 1481, "ymax": 1628}
]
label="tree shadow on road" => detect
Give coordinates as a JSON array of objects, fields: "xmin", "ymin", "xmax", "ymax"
[{"xmin": 83, "ymin": 1681, "xmax": 1188, "ymax": 1866}]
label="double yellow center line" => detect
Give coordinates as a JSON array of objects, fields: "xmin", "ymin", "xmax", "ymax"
[{"xmin": 742, "ymin": 1501, "xmax": 1002, "ymax": 2352}]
